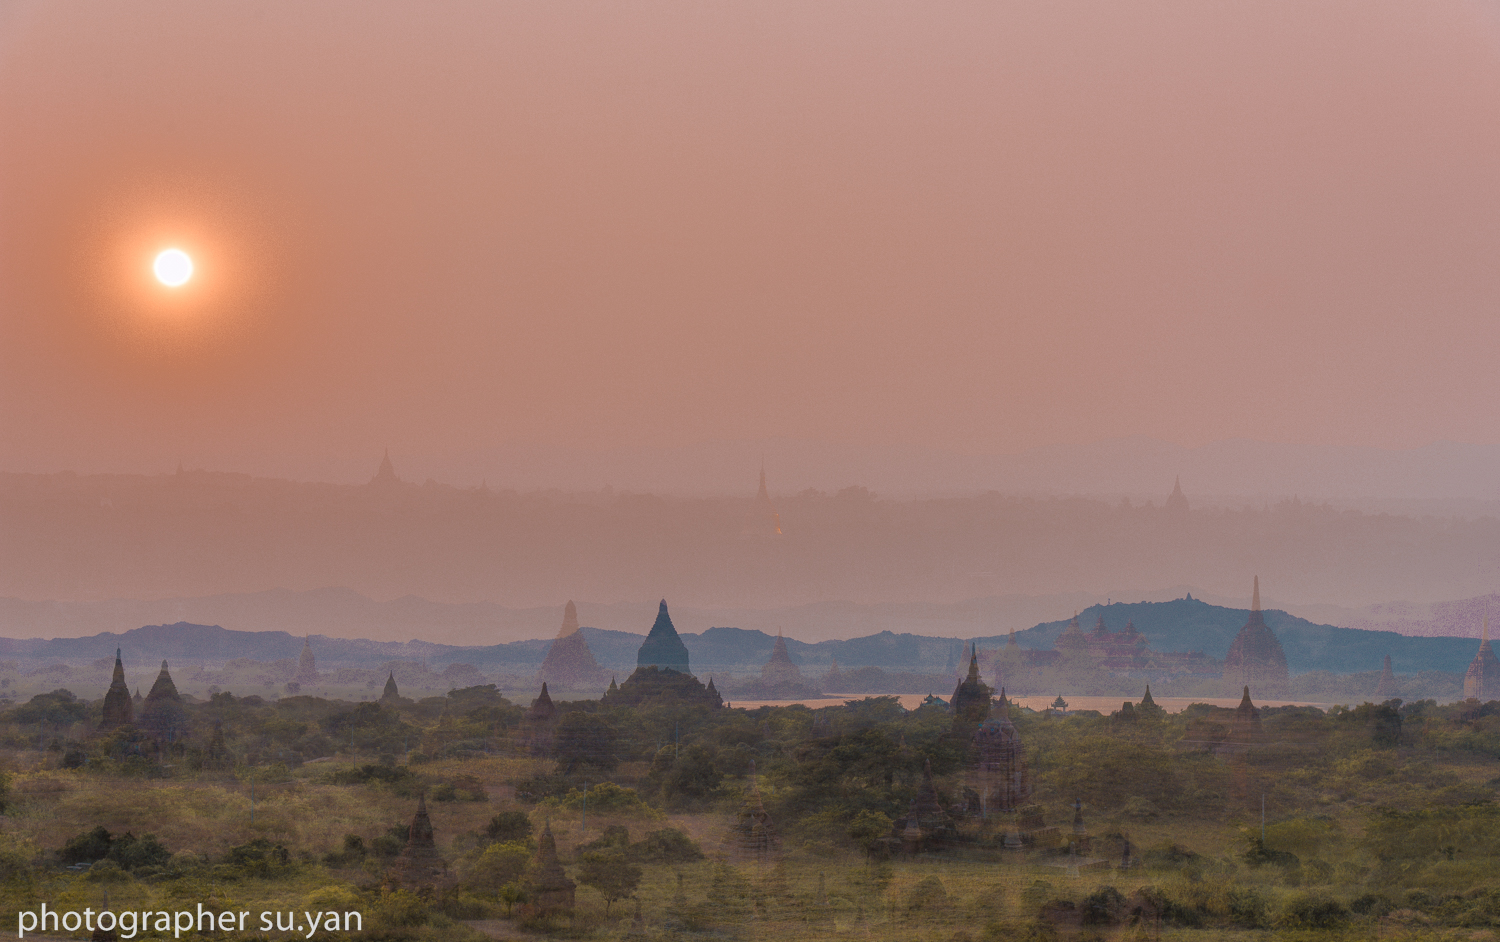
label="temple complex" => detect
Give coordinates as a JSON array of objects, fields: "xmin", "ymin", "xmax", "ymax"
[
  {"xmin": 139, "ymin": 661, "xmax": 186, "ymax": 740},
  {"xmin": 99, "ymin": 648, "xmax": 133, "ymax": 730},
  {"xmin": 1375, "ymin": 655, "xmax": 1399, "ymax": 700},
  {"xmin": 524, "ymin": 822, "xmax": 576, "ymax": 918},
  {"xmin": 537, "ymin": 601, "xmax": 610, "ymax": 690},
  {"xmin": 970, "ymin": 691, "xmax": 1030, "ymax": 817},
  {"xmin": 605, "ymin": 601, "xmax": 722, "ymax": 707},
  {"xmin": 997, "ymin": 612, "xmax": 1214, "ymax": 692},
  {"xmin": 387, "ymin": 794, "xmax": 449, "ymax": 888},
  {"xmin": 295, "ymin": 638, "xmax": 319, "ymax": 686},
  {"xmin": 1464, "ymin": 613, "xmax": 1500, "ymax": 701},
  {"xmin": 949, "ymin": 644, "xmax": 991, "ymax": 731},
  {"xmin": 1221, "ymin": 578, "xmax": 1289, "ymax": 695},
  {"xmin": 522, "ymin": 683, "xmax": 559, "ymax": 755}
]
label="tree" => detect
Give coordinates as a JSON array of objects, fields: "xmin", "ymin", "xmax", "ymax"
[
  {"xmin": 576, "ymin": 851, "xmax": 641, "ymax": 914},
  {"xmin": 553, "ymin": 711, "xmax": 619, "ymax": 773},
  {"xmin": 848, "ymin": 810, "xmax": 893, "ymax": 860},
  {"xmin": 498, "ymin": 883, "xmax": 526, "ymax": 918},
  {"xmin": 485, "ymin": 811, "xmax": 534, "ymax": 845}
]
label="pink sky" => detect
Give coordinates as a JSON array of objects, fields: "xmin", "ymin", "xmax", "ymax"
[{"xmin": 4, "ymin": 2, "xmax": 1500, "ymax": 485}]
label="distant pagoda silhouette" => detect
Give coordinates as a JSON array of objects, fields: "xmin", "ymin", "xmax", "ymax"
[
  {"xmin": 1222, "ymin": 577, "xmax": 1288, "ymax": 695},
  {"xmin": 295, "ymin": 637, "xmax": 319, "ymax": 686},
  {"xmin": 537, "ymin": 601, "xmax": 609, "ymax": 690},
  {"xmin": 741, "ymin": 465, "xmax": 783, "ymax": 537},
  {"xmin": 369, "ymin": 449, "xmax": 402, "ymax": 489},
  {"xmin": 1375, "ymin": 654, "xmax": 1399, "ymax": 700},
  {"xmin": 1464, "ymin": 612, "xmax": 1500, "ymax": 700}
]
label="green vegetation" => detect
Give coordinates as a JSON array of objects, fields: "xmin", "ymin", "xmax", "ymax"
[{"xmin": 4, "ymin": 686, "xmax": 1500, "ymax": 940}]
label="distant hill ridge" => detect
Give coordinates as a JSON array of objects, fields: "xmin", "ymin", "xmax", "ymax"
[{"xmin": 0, "ymin": 596, "xmax": 1482, "ymax": 676}]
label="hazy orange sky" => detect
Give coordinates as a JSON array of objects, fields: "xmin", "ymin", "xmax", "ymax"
[{"xmin": 4, "ymin": 2, "xmax": 1500, "ymax": 488}]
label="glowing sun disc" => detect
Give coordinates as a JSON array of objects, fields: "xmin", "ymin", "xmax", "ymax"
[{"xmin": 153, "ymin": 248, "xmax": 193, "ymax": 287}]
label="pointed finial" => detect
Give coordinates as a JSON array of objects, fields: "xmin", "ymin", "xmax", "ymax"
[
  {"xmin": 1252, "ymin": 576, "xmax": 1261, "ymax": 612},
  {"xmin": 1485, "ymin": 611, "xmax": 1490, "ymax": 644}
]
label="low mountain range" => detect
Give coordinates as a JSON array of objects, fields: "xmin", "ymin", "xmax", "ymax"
[{"xmin": 0, "ymin": 596, "xmax": 1480, "ymax": 678}]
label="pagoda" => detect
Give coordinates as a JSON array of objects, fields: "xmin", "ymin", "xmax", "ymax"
[
  {"xmin": 99, "ymin": 648, "xmax": 133, "ymax": 730},
  {"xmin": 1464, "ymin": 613, "xmax": 1500, "ymax": 701},
  {"xmin": 139, "ymin": 661, "xmax": 186, "ymax": 739},
  {"xmin": 1375, "ymin": 655, "xmax": 1399, "ymax": 700},
  {"xmin": 295, "ymin": 637, "xmax": 319, "ymax": 686},
  {"xmin": 380, "ymin": 672, "xmax": 401, "ymax": 704},
  {"xmin": 949, "ymin": 643, "xmax": 992, "ymax": 730},
  {"xmin": 1221, "ymin": 577, "xmax": 1289, "ymax": 695},
  {"xmin": 636, "ymin": 600, "xmax": 691, "ymax": 674},
  {"xmin": 537, "ymin": 601, "xmax": 610, "ymax": 690},
  {"xmin": 387, "ymin": 794, "xmax": 448, "ymax": 888},
  {"xmin": 523, "ymin": 823, "xmax": 576, "ymax": 918}
]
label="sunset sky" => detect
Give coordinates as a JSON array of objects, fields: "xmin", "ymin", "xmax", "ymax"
[{"xmin": 4, "ymin": 2, "xmax": 1500, "ymax": 489}]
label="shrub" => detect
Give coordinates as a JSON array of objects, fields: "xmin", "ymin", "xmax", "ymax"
[
  {"xmin": 628, "ymin": 828, "xmax": 704, "ymax": 863},
  {"xmin": 907, "ymin": 876, "xmax": 949, "ymax": 914},
  {"xmin": 484, "ymin": 811, "xmax": 533, "ymax": 845},
  {"xmin": 1280, "ymin": 894, "xmax": 1350, "ymax": 929}
]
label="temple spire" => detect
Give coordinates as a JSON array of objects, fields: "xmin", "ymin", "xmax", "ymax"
[{"xmin": 1252, "ymin": 576, "xmax": 1261, "ymax": 613}]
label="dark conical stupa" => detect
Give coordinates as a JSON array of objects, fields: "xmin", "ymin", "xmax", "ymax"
[
  {"xmin": 387, "ymin": 794, "xmax": 448, "ymax": 887},
  {"xmin": 381, "ymin": 672, "xmax": 401, "ymax": 703},
  {"xmin": 636, "ymin": 600, "xmax": 691, "ymax": 674},
  {"xmin": 100, "ymin": 648, "xmax": 133, "ymax": 730},
  {"xmin": 140, "ymin": 660, "xmax": 186, "ymax": 738}
]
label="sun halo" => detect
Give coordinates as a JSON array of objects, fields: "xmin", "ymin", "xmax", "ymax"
[{"xmin": 153, "ymin": 248, "xmax": 194, "ymax": 287}]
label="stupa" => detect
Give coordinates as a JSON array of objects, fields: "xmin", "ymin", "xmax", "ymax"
[
  {"xmin": 380, "ymin": 672, "xmax": 401, "ymax": 703},
  {"xmin": 1221, "ymin": 577, "xmax": 1289, "ymax": 695},
  {"xmin": 99, "ymin": 648, "xmax": 133, "ymax": 730},
  {"xmin": 387, "ymin": 794, "xmax": 449, "ymax": 888},
  {"xmin": 1464, "ymin": 613, "xmax": 1500, "ymax": 701},
  {"xmin": 537, "ymin": 601, "xmax": 609, "ymax": 689},
  {"xmin": 139, "ymin": 661, "xmax": 186, "ymax": 739},
  {"xmin": 1375, "ymin": 655, "xmax": 1399, "ymax": 700},
  {"xmin": 523, "ymin": 822, "xmax": 576, "ymax": 917},
  {"xmin": 636, "ymin": 600, "xmax": 691, "ymax": 674},
  {"xmin": 295, "ymin": 637, "xmax": 319, "ymax": 686},
  {"xmin": 950, "ymin": 643, "xmax": 991, "ymax": 730}
]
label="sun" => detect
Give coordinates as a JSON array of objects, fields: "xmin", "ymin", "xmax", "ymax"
[{"xmin": 153, "ymin": 248, "xmax": 194, "ymax": 287}]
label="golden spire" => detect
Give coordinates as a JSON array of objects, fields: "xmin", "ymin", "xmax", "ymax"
[{"xmin": 1252, "ymin": 575, "xmax": 1261, "ymax": 612}]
